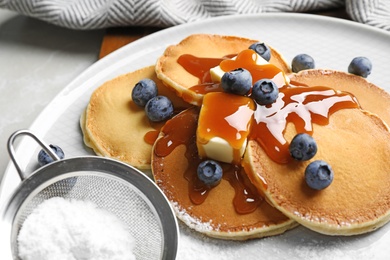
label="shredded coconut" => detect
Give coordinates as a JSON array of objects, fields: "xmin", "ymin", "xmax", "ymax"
[{"xmin": 17, "ymin": 197, "xmax": 136, "ymax": 260}]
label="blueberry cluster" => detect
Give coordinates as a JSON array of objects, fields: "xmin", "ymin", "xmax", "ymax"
[
  {"xmin": 221, "ymin": 69, "xmax": 279, "ymax": 106},
  {"xmin": 289, "ymin": 133, "xmax": 333, "ymax": 190},
  {"xmin": 131, "ymin": 78, "xmax": 174, "ymax": 122},
  {"xmin": 220, "ymin": 43, "xmax": 280, "ymax": 106}
]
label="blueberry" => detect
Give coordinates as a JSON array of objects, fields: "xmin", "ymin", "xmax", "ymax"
[
  {"xmin": 197, "ymin": 160, "xmax": 223, "ymax": 187},
  {"xmin": 289, "ymin": 133, "xmax": 317, "ymax": 161},
  {"xmin": 348, "ymin": 57, "xmax": 372, "ymax": 78},
  {"xmin": 221, "ymin": 68, "xmax": 252, "ymax": 96},
  {"xmin": 305, "ymin": 160, "xmax": 334, "ymax": 190},
  {"xmin": 131, "ymin": 78, "xmax": 158, "ymax": 107},
  {"xmin": 37, "ymin": 144, "xmax": 64, "ymax": 166},
  {"xmin": 291, "ymin": 54, "xmax": 315, "ymax": 73},
  {"xmin": 251, "ymin": 79, "xmax": 279, "ymax": 105},
  {"xmin": 249, "ymin": 42, "xmax": 271, "ymax": 61},
  {"xmin": 145, "ymin": 95, "xmax": 174, "ymax": 122}
]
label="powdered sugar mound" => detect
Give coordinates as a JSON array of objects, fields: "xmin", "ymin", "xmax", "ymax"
[
  {"xmin": 175, "ymin": 223, "xmax": 390, "ymax": 260},
  {"xmin": 17, "ymin": 197, "xmax": 136, "ymax": 260},
  {"xmin": 171, "ymin": 201, "xmax": 217, "ymax": 233}
]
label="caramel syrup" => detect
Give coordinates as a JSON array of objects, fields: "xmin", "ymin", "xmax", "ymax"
[
  {"xmin": 159, "ymin": 49, "xmax": 360, "ymax": 208},
  {"xmin": 177, "ymin": 50, "xmax": 360, "ymax": 165},
  {"xmin": 154, "ymin": 107, "xmax": 262, "ymax": 214},
  {"xmin": 177, "ymin": 54, "xmax": 223, "ymax": 83},
  {"xmin": 177, "ymin": 54, "xmax": 239, "ymax": 94},
  {"xmin": 144, "ymin": 130, "xmax": 160, "ymax": 145},
  {"xmin": 197, "ymin": 92, "xmax": 255, "ymax": 164},
  {"xmin": 250, "ymin": 86, "xmax": 359, "ymax": 163},
  {"xmin": 144, "ymin": 107, "xmax": 193, "ymax": 145},
  {"xmin": 220, "ymin": 49, "xmax": 287, "ymax": 88},
  {"xmin": 177, "ymin": 50, "xmax": 287, "ymax": 95}
]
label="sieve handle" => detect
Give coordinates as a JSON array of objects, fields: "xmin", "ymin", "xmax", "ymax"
[{"xmin": 7, "ymin": 129, "xmax": 61, "ymax": 180}]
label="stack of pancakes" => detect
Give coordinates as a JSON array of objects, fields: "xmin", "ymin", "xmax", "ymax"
[{"xmin": 81, "ymin": 34, "xmax": 390, "ymax": 240}]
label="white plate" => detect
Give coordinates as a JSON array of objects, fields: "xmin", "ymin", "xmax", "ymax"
[{"xmin": 2, "ymin": 13, "xmax": 390, "ymax": 259}]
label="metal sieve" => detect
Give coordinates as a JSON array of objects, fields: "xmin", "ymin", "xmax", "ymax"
[{"xmin": 0, "ymin": 130, "xmax": 179, "ymax": 260}]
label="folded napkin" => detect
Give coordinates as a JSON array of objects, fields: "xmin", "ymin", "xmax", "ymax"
[
  {"xmin": 0, "ymin": 0, "xmax": 388, "ymax": 31},
  {"xmin": 346, "ymin": 0, "xmax": 390, "ymax": 31}
]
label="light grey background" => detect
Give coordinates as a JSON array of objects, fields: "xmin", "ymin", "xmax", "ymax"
[{"xmin": 0, "ymin": 9, "xmax": 104, "ymax": 180}]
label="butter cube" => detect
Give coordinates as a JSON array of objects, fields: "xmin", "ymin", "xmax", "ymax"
[{"xmin": 197, "ymin": 92, "xmax": 255, "ymax": 164}]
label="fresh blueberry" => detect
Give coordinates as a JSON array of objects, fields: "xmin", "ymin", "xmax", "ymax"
[
  {"xmin": 37, "ymin": 144, "xmax": 64, "ymax": 166},
  {"xmin": 348, "ymin": 57, "xmax": 372, "ymax": 78},
  {"xmin": 145, "ymin": 95, "xmax": 174, "ymax": 122},
  {"xmin": 131, "ymin": 78, "xmax": 158, "ymax": 107},
  {"xmin": 289, "ymin": 133, "xmax": 317, "ymax": 161},
  {"xmin": 249, "ymin": 42, "xmax": 271, "ymax": 61},
  {"xmin": 291, "ymin": 54, "xmax": 315, "ymax": 73},
  {"xmin": 197, "ymin": 160, "xmax": 223, "ymax": 187},
  {"xmin": 251, "ymin": 79, "xmax": 279, "ymax": 105},
  {"xmin": 221, "ymin": 68, "xmax": 252, "ymax": 96},
  {"xmin": 305, "ymin": 160, "xmax": 334, "ymax": 190}
]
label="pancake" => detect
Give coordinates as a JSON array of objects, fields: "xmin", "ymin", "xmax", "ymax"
[
  {"xmin": 81, "ymin": 66, "xmax": 190, "ymax": 169},
  {"xmin": 243, "ymin": 107, "xmax": 390, "ymax": 235},
  {"xmin": 155, "ymin": 34, "xmax": 291, "ymax": 106},
  {"xmin": 151, "ymin": 107, "xmax": 297, "ymax": 240},
  {"xmin": 290, "ymin": 69, "xmax": 390, "ymax": 126}
]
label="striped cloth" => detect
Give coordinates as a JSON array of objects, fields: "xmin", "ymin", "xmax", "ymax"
[
  {"xmin": 0, "ymin": 0, "xmax": 388, "ymax": 31},
  {"xmin": 346, "ymin": 0, "xmax": 390, "ymax": 31}
]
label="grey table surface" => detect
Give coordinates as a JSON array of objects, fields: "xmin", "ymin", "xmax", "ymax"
[{"xmin": 0, "ymin": 9, "xmax": 105, "ymax": 186}]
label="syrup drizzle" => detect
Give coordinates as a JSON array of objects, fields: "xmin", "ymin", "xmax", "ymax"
[
  {"xmin": 177, "ymin": 54, "xmax": 232, "ymax": 94},
  {"xmin": 154, "ymin": 107, "xmax": 261, "ymax": 214},
  {"xmin": 197, "ymin": 92, "xmax": 255, "ymax": 164},
  {"xmin": 155, "ymin": 51, "xmax": 360, "ymax": 212},
  {"xmin": 177, "ymin": 52, "xmax": 360, "ymax": 164},
  {"xmin": 220, "ymin": 49, "xmax": 287, "ymax": 88},
  {"xmin": 250, "ymin": 86, "xmax": 359, "ymax": 163},
  {"xmin": 178, "ymin": 50, "xmax": 288, "ymax": 94},
  {"xmin": 177, "ymin": 54, "xmax": 224, "ymax": 83}
]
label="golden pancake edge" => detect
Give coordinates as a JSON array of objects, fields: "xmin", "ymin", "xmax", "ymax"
[{"xmin": 81, "ymin": 66, "xmax": 190, "ymax": 169}]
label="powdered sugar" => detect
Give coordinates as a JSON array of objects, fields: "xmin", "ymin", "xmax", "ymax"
[
  {"xmin": 176, "ymin": 223, "xmax": 390, "ymax": 260},
  {"xmin": 17, "ymin": 197, "xmax": 136, "ymax": 260},
  {"xmin": 171, "ymin": 201, "xmax": 216, "ymax": 233}
]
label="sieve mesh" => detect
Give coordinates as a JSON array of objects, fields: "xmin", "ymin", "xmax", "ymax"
[{"xmin": 12, "ymin": 173, "xmax": 163, "ymax": 260}]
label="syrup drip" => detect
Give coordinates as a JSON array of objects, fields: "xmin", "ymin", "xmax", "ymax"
[
  {"xmin": 177, "ymin": 50, "xmax": 287, "ymax": 95},
  {"xmin": 250, "ymin": 86, "xmax": 359, "ymax": 163},
  {"xmin": 154, "ymin": 107, "xmax": 262, "ymax": 214},
  {"xmin": 197, "ymin": 92, "xmax": 255, "ymax": 164},
  {"xmin": 144, "ymin": 107, "xmax": 192, "ymax": 145},
  {"xmin": 177, "ymin": 51, "xmax": 360, "ymax": 165},
  {"xmin": 154, "ymin": 107, "xmax": 199, "ymax": 157},
  {"xmin": 166, "ymin": 50, "xmax": 360, "ymax": 202},
  {"xmin": 220, "ymin": 49, "xmax": 287, "ymax": 88},
  {"xmin": 177, "ymin": 54, "xmax": 231, "ymax": 94},
  {"xmin": 177, "ymin": 54, "xmax": 223, "ymax": 83},
  {"xmin": 144, "ymin": 130, "xmax": 160, "ymax": 145}
]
